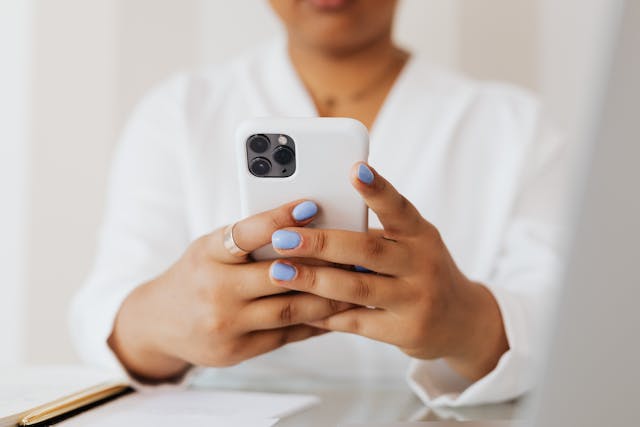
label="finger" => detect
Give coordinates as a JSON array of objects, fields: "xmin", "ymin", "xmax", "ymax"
[
  {"xmin": 241, "ymin": 292, "xmax": 353, "ymax": 330},
  {"xmin": 287, "ymin": 257, "xmax": 344, "ymax": 269},
  {"xmin": 269, "ymin": 261, "xmax": 406, "ymax": 309},
  {"xmin": 308, "ymin": 307, "xmax": 399, "ymax": 345},
  {"xmin": 271, "ymin": 227, "xmax": 410, "ymax": 275},
  {"xmin": 227, "ymin": 259, "xmax": 342, "ymax": 300},
  {"xmin": 205, "ymin": 199, "xmax": 319, "ymax": 264},
  {"xmin": 239, "ymin": 325, "xmax": 328, "ymax": 360},
  {"xmin": 226, "ymin": 262, "xmax": 292, "ymax": 299},
  {"xmin": 351, "ymin": 162, "xmax": 424, "ymax": 238},
  {"xmin": 219, "ymin": 258, "xmax": 342, "ymax": 301}
]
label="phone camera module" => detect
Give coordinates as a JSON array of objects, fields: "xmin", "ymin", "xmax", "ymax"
[
  {"xmin": 248, "ymin": 134, "xmax": 270, "ymax": 153},
  {"xmin": 250, "ymin": 157, "xmax": 272, "ymax": 176},
  {"xmin": 273, "ymin": 146, "xmax": 294, "ymax": 165},
  {"xmin": 245, "ymin": 133, "xmax": 295, "ymax": 178}
]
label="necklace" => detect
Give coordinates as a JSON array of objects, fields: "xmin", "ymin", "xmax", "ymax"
[{"xmin": 320, "ymin": 51, "xmax": 408, "ymax": 112}]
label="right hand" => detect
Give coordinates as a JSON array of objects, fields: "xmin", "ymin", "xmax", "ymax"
[{"xmin": 108, "ymin": 200, "xmax": 349, "ymax": 382}]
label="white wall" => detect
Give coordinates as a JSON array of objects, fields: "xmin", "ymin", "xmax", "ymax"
[
  {"xmin": 199, "ymin": 0, "xmax": 284, "ymax": 65},
  {"xmin": 0, "ymin": 0, "xmax": 32, "ymax": 364},
  {"xmin": 0, "ymin": 0, "xmax": 614, "ymax": 364},
  {"xmin": 25, "ymin": 0, "xmax": 119, "ymax": 362},
  {"xmin": 118, "ymin": 0, "xmax": 203, "ymax": 124},
  {"xmin": 458, "ymin": 0, "xmax": 539, "ymax": 90}
]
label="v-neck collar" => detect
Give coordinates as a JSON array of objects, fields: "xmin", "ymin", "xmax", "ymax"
[
  {"xmin": 367, "ymin": 52, "xmax": 416, "ymax": 153},
  {"xmin": 263, "ymin": 37, "xmax": 418, "ymax": 147}
]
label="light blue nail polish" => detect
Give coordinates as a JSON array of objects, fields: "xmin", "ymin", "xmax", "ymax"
[
  {"xmin": 292, "ymin": 201, "xmax": 318, "ymax": 221},
  {"xmin": 358, "ymin": 164, "xmax": 374, "ymax": 185},
  {"xmin": 271, "ymin": 262, "xmax": 297, "ymax": 281},
  {"xmin": 355, "ymin": 265, "xmax": 373, "ymax": 273},
  {"xmin": 272, "ymin": 230, "xmax": 302, "ymax": 250}
]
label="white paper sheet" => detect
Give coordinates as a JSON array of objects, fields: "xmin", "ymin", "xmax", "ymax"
[
  {"xmin": 58, "ymin": 389, "xmax": 319, "ymax": 426},
  {"xmin": 0, "ymin": 365, "xmax": 124, "ymax": 427}
]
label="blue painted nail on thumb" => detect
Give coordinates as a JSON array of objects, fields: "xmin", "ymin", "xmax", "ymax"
[{"xmin": 358, "ymin": 164, "xmax": 374, "ymax": 185}]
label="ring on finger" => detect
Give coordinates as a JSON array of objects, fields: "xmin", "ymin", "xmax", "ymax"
[{"xmin": 223, "ymin": 223, "xmax": 250, "ymax": 258}]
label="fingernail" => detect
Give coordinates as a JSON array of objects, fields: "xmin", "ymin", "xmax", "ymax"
[
  {"xmin": 358, "ymin": 164, "xmax": 374, "ymax": 185},
  {"xmin": 292, "ymin": 201, "xmax": 318, "ymax": 222},
  {"xmin": 271, "ymin": 262, "xmax": 297, "ymax": 281},
  {"xmin": 272, "ymin": 230, "xmax": 302, "ymax": 250},
  {"xmin": 354, "ymin": 265, "xmax": 373, "ymax": 273}
]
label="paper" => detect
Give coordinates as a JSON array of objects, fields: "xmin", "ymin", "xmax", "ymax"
[
  {"xmin": 0, "ymin": 365, "xmax": 123, "ymax": 427},
  {"xmin": 58, "ymin": 389, "xmax": 319, "ymax": 426}
]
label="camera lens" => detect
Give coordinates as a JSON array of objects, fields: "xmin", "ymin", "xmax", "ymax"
[
  {"xmin": 250, "ymin": 157, "xmax": 271, "ymax": 176},
  {"xmin": 248, "ymin": 135, "xmax": 270, "ymax": 153},
  {"xmin": 273, "ymin": 146, "xmax": 294, "ymax": 165}
]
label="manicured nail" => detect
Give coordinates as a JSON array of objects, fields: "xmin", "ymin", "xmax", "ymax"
[
  {"xmin": 292, "ymin": 201, "xmax": 318, "ymax": 222},
  {"xmin": 355, "ymin": 265, "xmax": 373, "ymax": 273},
  {"xmin": 358, "ymin": 164, "xmax": 374, "ymax": 185},
  {"xmin": 271, "ymin": 262, "xmax": 297, "ymax": 281},
  {"xmin": 272, "ymin": 230, "xmax": 302, "ymax": 250}
]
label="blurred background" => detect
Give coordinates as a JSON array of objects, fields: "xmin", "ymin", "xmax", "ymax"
[{"xmin": 0, "ymin": 0, "xmax": 613, "ymax": 365}]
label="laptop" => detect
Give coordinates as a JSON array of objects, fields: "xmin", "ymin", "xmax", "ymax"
[
  {"xmin": 346, "ymin": 0, "xmax": 639, "ymax": 425},
  {"xmin": 526, "ymin": 0, "xmax": 639, "ymax": 426},
  {"xmin": 455, "ymin": 1, "xmax": 638, "ymax": 425}
]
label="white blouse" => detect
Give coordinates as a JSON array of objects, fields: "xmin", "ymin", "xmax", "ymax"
[{"xmin": 70, "ymin": 38, "xmax": 570, "ymax": 407}]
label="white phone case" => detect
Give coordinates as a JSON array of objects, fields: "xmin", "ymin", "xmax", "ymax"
[{"xmin": 236, "ymin": 117, "xmax": 369, "ymax": 260}]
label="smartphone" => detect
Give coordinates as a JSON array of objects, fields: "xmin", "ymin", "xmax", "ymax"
[{"xmin": 236, "ymin": 117, "xmax": 369, "ymax": 260}]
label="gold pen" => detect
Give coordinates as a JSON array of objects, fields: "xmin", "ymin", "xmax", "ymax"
[{"xmin": 19, "ymin": 381, "xmax": 132, "ymax": 426}]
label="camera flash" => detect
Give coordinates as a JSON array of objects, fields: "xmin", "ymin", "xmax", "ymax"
[{"xmin": 278, "ymin": 135, "xmax": 287, "ymax": 145}]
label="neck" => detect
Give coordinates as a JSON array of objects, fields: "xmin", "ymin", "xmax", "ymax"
[{"xmin": 287, "ymin": 33, "xmax": 404, "ymax": 109}]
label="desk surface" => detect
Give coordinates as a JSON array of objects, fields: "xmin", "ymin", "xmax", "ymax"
[{"xmin": 191, "ymin": 373, "xmax": 519, "ymax": 426}]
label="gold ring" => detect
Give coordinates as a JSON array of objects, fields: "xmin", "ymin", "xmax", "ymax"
[{"xmin": 223, "ymin": 223, "xmax": 250, "ymax": 257}]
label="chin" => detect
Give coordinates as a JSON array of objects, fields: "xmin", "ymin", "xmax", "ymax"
[
  {"xmin": 272, "ymin": 0, "xmax": 396, "ymax": 54},
  {"xmin": 291, "ymin": 0, "xmax": 371, "ymax": 53}
]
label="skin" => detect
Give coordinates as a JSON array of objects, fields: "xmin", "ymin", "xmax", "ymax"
[{"xmin": 109, "ymin": 0, "xmax": 508, "ymax": 382}]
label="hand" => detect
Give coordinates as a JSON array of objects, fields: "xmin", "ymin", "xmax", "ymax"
[
  {"xmin": 109, "ymin": 200, "xmax": 350, "ymax": 382},
  {"xmin": 267, "ymin": 163, "xmax": 509, "ymax": 381}
]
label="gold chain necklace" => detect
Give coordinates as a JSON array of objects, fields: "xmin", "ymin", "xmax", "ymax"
[{"xmin": 320, "ymin": 52, "xmax": 408, "ymax": 111}]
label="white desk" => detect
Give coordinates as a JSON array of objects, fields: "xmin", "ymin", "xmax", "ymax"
[{"xmin": 189, "ymin": 373, "xmax": 519, "ymax": 426}]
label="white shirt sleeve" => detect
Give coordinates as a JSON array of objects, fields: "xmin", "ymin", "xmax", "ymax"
[
  {"xmin": 68, "ymin": 76, "xmax": 192, "ymax": 379},
  {"xmin": 408, "ymin": 114, "xmax": 572, "ymax": 406}
]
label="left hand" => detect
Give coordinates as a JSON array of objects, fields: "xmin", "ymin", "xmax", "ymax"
[{"xmin": 268, "ymin": 163, "xmax": 509, "ymax": 381}]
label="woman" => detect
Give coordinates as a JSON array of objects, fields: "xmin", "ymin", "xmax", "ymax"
[{"xmin": 71, "ymin": 0, "xmax": 569, "ymax": 406}]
